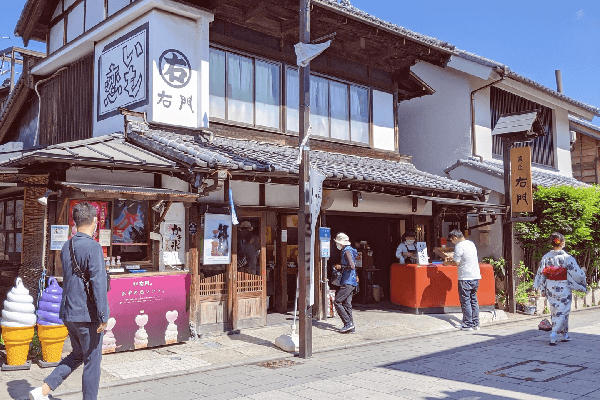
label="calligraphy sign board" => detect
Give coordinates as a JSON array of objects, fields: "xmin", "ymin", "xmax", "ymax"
[
  {"xmin": 203, "ymin": 213, "xmax": 232, "ymax": 265},
  {"xmin": 104, "ymin": 273, "xmax": 190, "ymax": 353},
  {"xmin": 97, "ymin": 22, "xmax": 149, "ymax": 121},
  {"xmin": 510, "ymin": 146, "xmax": 533, "ymax": 213}
]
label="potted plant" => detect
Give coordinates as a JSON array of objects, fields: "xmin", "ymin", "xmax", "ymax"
[
  {"xmin": 516, "ymin": 261, "xmax": 536, "ymax": 314},
  {"xmin": 496, "ymin": 290, "xmax": 506, "ymax": 310}
]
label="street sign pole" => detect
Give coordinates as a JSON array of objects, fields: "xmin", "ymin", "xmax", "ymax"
[{"xmin": 298, "ymin": 0, "xmax": 312, "ymax": 359}]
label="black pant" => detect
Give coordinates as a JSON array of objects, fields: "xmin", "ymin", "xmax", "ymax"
[{"xmin": 335, "ymin": 284, "xmax": 358, "ymax": 326}]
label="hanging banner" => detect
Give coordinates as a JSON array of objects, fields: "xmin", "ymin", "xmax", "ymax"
[
  {"xmin": 203, "ymin": 214, "xmax": 232, "ymax": 265},
  {"xmin": 294, "ymin": 40, "xmax": 332, "ymax": 67},
  {"xmin": 308, "ymin": 166, "xmax": 326, "ymax": 306},
  {"xmin": 229, "ymin": 187, "xmax": 239, "ymax": 226},
  {"xmin": 510, "ymin": 146, "xmax": 533, "ymax": 213}
]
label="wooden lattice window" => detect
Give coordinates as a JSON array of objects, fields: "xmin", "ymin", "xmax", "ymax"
[
  {"xmin": 0, "ymin": 196, "xmax": 24, "ymax": 262},
  {"xmin": 491, "ymin": 87, "xmax": 554, "ymax": 167}
]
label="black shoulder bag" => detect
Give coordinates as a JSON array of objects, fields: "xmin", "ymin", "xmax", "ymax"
[{"xmin": 69, "ymin": 239, "xmax": 111, "ymax": 301}]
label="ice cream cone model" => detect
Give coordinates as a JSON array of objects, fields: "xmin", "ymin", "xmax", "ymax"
[
  {"xmin": 36, "ymin": 277, "xmax": 67, "ymax": 363},
  {"xmin": 164, "ymin": 310, "xmax": 178, "ymax": 344},
  {"xmin": 1, "ymin": 277, "xmax": 36, "ymax": 366},
  {"xmin": 102, "ymin": 318, "xmax": 117, "ymax": 354},
  {"xmin": 134, "ymin": 314, "xmax": 148, "ymax": 350}
]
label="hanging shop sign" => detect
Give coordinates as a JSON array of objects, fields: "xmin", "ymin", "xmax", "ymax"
[
  {"xmin": 510, "ymin": 146, "xmax": 533, "ymax": 213},
  {"xmin": 203, "ymin": 214, "xmax": 232, "ymax": 265}
]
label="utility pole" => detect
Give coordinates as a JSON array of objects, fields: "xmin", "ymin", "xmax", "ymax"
[{"xmin": 298, "ymin": 0, "xmax": 312, "ymax": 358}]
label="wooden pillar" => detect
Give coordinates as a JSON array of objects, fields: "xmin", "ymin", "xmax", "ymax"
[
  {"xmin": 502, "ymin": 138, "xmax": 516, "ymax": 314},
  {"xmin": 187, "ymin": 202, "xmax": 200, "ymax": 335},
  {"xmin": 276, "ymin": 215, "xmax": 288, "ymax": 313},
  {"xmin": 260, "ymin": 212, "xmax": 267, "ymax": 325}
]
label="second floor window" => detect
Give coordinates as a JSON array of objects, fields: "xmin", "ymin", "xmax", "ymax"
[
  {"xmin": 209, "ymin": 46, "xmax": 395, "ymax": 150},
  {"xmin": 210, "ymin": 48, "xmax": 281, "ymax": 130}
]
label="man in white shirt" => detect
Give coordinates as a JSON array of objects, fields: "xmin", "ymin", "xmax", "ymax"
[{"xmin": 448, "ymin": 229, "xmax": 481, "ymax": 331}]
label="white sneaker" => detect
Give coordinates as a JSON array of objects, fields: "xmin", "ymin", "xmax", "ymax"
[
  {"xmin": 29, "ymin": 387, "xmax": 49, "ymax": 400},
  {"xmin": 474, "ymin": 325, "xmax": 481, "ymax": 331}
]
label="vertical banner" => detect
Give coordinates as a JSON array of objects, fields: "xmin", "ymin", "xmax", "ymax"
[
  {"xmin": 203, "ymin": 214, "xmax": 232, "ymax": 265},
  {"xmin": 510, "ymin": 146, "xmax": 533, "ymax": 213},
  {"xmin": 309, "ymin": 167, "xmax": 326, "ymax": 306}
]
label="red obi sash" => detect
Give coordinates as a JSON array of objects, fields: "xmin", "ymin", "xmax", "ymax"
[{"xmin": 542, "ymin": 265, "xmax": 567, "ymax": 280}]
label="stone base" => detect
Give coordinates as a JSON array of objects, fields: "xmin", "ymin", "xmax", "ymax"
[
  {"xmin": 1, "ymin": 360, "xmax": 31, "ymax": 371},
  {"xmin": 37, "ymin": 359, "xmax": 60, "ymax": 368}
]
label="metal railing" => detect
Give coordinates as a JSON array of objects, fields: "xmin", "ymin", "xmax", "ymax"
[{"xmin": 0, "ymin": 47, "xmax": 46, "ymax": 116}]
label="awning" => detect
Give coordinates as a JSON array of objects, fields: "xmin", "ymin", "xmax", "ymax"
[
  {"xmin": 58, "ymin": 182, "xmax": 199, "ymax": 202},
  {"xmin": 408, "ymin": 194, "xmax": 506, "ymax": 213}
]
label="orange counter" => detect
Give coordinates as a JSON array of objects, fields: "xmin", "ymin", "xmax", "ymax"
[{"xmin": 390, "ymin": 263, "xmax": 495, "ymax": 314}]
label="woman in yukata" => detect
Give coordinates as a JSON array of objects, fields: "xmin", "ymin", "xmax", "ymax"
[{"xmin": 533, "ymin": 232, "xmax": 587, "ymax": 346}]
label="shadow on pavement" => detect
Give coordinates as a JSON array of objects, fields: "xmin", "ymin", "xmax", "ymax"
[{"xmin": 380, "ymin": 327, "xmax": 600, "ymax": 399}]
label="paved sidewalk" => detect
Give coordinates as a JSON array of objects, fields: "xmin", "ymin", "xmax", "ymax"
[
  {"xmin": 50, "ymin": 307, "xmax": 600, "ymax": 400},
  {"xmin": 3, "ymin": 303, "xmax": 518, "ymax": 399}
]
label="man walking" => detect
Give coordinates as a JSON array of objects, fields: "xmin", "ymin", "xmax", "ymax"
[
  {"xmin": 448, "ymin": 229, "xmax": 481, "ymax": 331},
  {"xmin": 30, "ymin": 202, "xmax": 110, "ymax": 400}
]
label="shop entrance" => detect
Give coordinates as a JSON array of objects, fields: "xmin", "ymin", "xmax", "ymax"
[{"xmin": 325, "ymin": 214, "xmax": 403, "ymax": 302}]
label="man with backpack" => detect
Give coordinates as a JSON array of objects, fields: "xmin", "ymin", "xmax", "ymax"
[{"xmin": 30, "ymin": 202, "xmax": 110, "ymax": 400}]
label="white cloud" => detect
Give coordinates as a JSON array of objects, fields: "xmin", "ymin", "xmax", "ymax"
[{"xmin": 576, "ymin": 9, "xmax": 585, "ymax": 19}]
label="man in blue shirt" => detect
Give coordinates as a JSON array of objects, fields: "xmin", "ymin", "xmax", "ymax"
[
  {"xmin": 30, "ymin": 202, "xmax": 110, "ymax": 400},
  {"xmin": 333, "ymin": 233, "xmax": 359, "ymax": 333}
]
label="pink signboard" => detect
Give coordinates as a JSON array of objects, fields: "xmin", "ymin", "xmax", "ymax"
[{"xmin": 103, "ymin": 273, "xmax": 190, "ymax": 354}]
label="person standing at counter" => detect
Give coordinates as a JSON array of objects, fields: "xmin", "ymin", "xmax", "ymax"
[
  {"xmin": 30, "ymin": 202, "xmax": 109, "ymax": 400},
  {"xmin": 395, "ymin": 231, "xmax": 418, "ymax": 264},
  {"xmin": 333, "ymin": 233, "xmax": 359, "ymax": 333},
  {"xmin": 533, "ymin": 232, "xmax": 587, "ymax": 346},
  {"xmin": 448, "ymin": 229, "xmax": 481, "ymax": 331}
]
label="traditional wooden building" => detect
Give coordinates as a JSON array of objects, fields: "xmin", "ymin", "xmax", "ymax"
[
  {"xmin": 1, "ymin": 0, "xmax": 504, "ymax": 339},
  {"xmin": 570, "ymin": 115, "xmax": 600, "ymax": 184}
]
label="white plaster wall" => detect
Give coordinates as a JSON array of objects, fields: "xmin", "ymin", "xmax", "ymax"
[
  {"xmin": 161, "ymin": 175, "xmax": 188, "ymax": 192},
  {"xmin": 230, "ymin": 181, "xmax": 260, "ymax": 206},
  {"xmin": 473, "ymin": 87, "xmax": 493, "ymax": 161},
  {"xmin": 326, "ymin": 191, "xmax": 432, "ymax": 215},
  {"xmin": 66, "ymin": 168, "xmax": 155, "ymax": 187},
  {"xmin": 397, "ymin": 62, "xmax": 474, "ymax": 177},
  {"xmin": 197, "ymin": 186, "xmax": 225, "ymax": 203},
  {"xmin": 553, "ymin": 107, "xmax": 573, "ymax": 176},
  {"xmin": 265, "ymin": 184, "xmax": 297, "ymax": 208}
]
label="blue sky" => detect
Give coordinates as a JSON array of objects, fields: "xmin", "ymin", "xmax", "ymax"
[{"xmin": 2, "ymin": 0, "xmax": 599, "ymax": 121}]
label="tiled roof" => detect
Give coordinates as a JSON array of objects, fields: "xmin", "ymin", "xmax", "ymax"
[
  {"xmin": 569, "ymin": 115, "xmax": 600, "ymax": 135},
  {"xmin": 315, "ymin": 0, "xmax": 456, "ymax": 54},
  {"xmin": 445, "ymin": 158, "xmax": 588, "ymax": 188},
  {"xmin": 127, "ymin": 121, "xmax": 482, "ymax": 196},
  {"xmin": 0, "ymin": 133, "xmax": 177, "ymax": 169},
  {"xmin": 455, "ymin": 50, "xmax": 600, "ymax": 117}
]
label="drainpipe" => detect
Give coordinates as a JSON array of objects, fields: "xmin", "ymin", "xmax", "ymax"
[
  {"xmin": 470, "ymin": 67, "xmax": 507, "ymax": 161},
  {"xmin": 555, "ymin": 70, "xmax": 563, "ymax": 93}
]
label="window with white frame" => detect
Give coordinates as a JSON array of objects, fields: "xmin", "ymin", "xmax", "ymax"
[
  {"xmin": 210, "ymin": 48, "xmax": 281, "ymax": 130},
  {"xmin": 209, "ymin": 47, "xmax": 394, "ymax": 149}
]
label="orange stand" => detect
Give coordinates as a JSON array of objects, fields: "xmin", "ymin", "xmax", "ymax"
[{"xmin": 390, "ymin": 263, "xmax": 495, "ymax": 314}]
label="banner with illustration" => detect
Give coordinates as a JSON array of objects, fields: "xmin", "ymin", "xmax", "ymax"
[
  {"xmin": 112, "ymin": 199, "xmax": 148, "ymax": 244},
  {"xmin": 68, "ymin": 200, "xmax": 110, "ymax": 241},
  {"xmin": 203, "ymin": 213, "xmax": 232, "ymax": 265},
  {"xmin": 104, "ymin": 273, "xmax": 190, "ymax": 353}
]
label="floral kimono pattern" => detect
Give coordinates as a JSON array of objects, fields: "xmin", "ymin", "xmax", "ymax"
[{"xmin": 533, "ymin": 250, "xmax": 587, "ymax": 336}]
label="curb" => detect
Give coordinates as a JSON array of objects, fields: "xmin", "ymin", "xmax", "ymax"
[{"xmin": 52, "ymin": 307, "xmax": 595, "ymax": 398}]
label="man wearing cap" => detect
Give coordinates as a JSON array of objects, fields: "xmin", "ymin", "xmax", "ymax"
[{"xmin": 333, "ymin": 233, "xmax": 359, "ymax": 333}]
